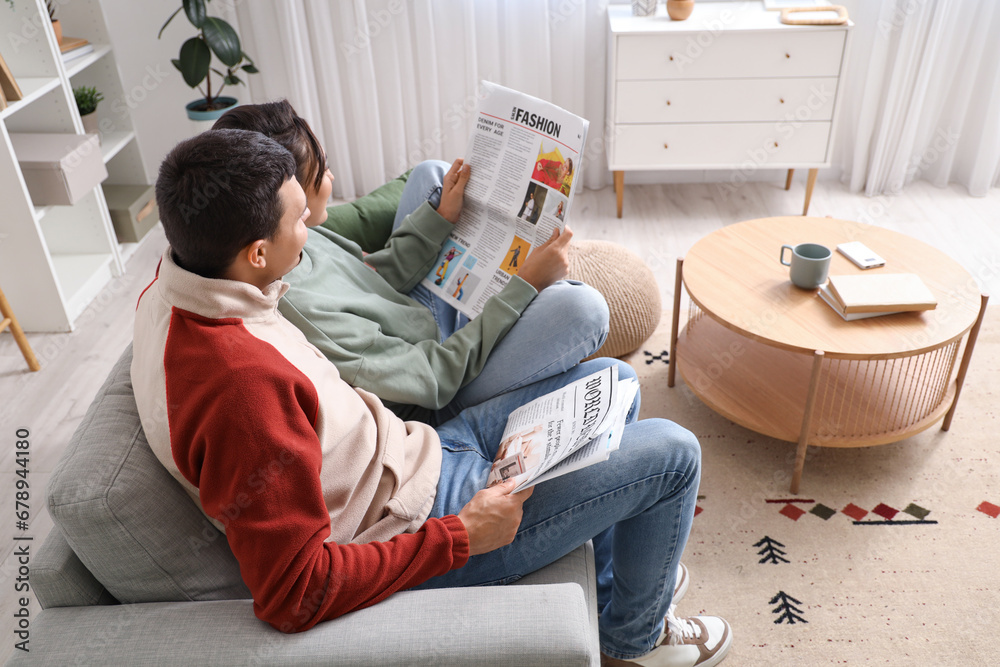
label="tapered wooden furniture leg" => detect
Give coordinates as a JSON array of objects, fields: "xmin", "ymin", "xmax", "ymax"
[
  {"xmin": 614, "ymin": 170, "xmax": 624, "ymax": 218},
  {"xmin": 0, "ymin": 285, "xmax": 40, "ymax": 372},
  {"xmin": 668, "ymin": 258, "xmax": 683, "ymax": 388},
  {"xmin": 785, "ymin": 169, "xmax": 794, "ymax": 191},
  {"xmin": 802, "ymin": 168, "xmax": 818, "ymax": 215},
  {"xmin": 791, "ymin": 350, "xmax": 824, "ymax": 494},
  {"xmin": 942, "ymin": 293, "xmax": 989, "ymax": 430}
]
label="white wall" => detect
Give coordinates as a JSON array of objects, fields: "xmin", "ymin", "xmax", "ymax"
[
  {"xmin": 100, "ymin": 0, "xmax": 246, "ymax": 181},
  {"xmin": 104, "ymin": 0, "xmax": 881, "ymax": 187}
]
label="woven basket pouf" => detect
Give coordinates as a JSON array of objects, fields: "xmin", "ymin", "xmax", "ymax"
[{"xmin": 566, "ymin": 240, "xmax": 662, "ymax": 359}]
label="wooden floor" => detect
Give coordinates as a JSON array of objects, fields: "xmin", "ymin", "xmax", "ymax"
[{"xmin": 0, "ymin": 177, "xmax": 996, "ymax": 662}]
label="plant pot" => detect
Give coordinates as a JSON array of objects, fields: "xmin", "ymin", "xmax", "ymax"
[
  {"xmin": 667, "ymin": 0, "xmax": 694, "ymax": 20},
  {"xmin": 51, "ymin": 19, "xmax": 63, "ymax": 46},
  {"xmin": 80, "ymin": 111, "xmax": 100, "ymax": 145},
  {"xmin": 184, "ymin": 96, "xmax": 239, "ymax": 122}
]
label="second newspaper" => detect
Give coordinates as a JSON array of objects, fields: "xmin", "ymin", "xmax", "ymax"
[{"xmin": 421, "ymin": 81, "xmax": 589, "ymax": 317}]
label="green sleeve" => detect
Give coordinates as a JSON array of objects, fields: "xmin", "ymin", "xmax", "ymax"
[
  {"xmin": 321, "ymin": 170, "xmax": 410, "ymax": 253},
  {"xmin": 280, "ymin": 277, "xmax": 537, "ymax": 410},
  {"xmin": 363, "ymin": 202, "xmax": 454, "ymax": 293}
]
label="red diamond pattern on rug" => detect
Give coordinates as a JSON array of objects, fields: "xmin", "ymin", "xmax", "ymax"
[
  {"xmin": 977, "ymin": 501, "xmax": 1000, "ymax": 518},
  {"xmin": 842, "ymin": 503, "xmax": 868, "ymax": 521},
  {"xmin": 872, "ymin": 503, "xmax": 898, "ymax": 520},
  {"xmin": 694, "ymin": 505, "xmax": 704, "ymax": 518},
  {"xmin": 780, "ymin": 504, "xmax": 806, "ymax": 521}
]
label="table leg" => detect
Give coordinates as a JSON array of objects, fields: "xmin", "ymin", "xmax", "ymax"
[
  {"xmin": 614, "ymin": 170, "xmax": 624, "ymax": 218},
  {"xmin": 785, "ymin": 169, "xmax": 794, "ymax": 191},
  {"xmin": 942, "ymin": 293, "xmax": 989, "ymax": 430},
  {"xmin": 802, "ymin": 168, "xmax": 818, "ymax": 215},
  {"xmin": 668, "ymin": 258, "xmax": 684, "ymax": 388},
  {"xmin": 791, "ymin": 350, "xmax": 825, "ymax": 494}
]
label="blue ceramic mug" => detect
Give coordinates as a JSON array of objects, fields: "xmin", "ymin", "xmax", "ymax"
[{"xmin": 780, "ymin": 242, "xmax": 831, "ymax": 289}]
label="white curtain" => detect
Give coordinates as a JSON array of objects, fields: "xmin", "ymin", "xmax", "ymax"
[
  {"xmin": 235, "ymin": 0, "xmax": 615, "ymax": 199},
  {"xmin": 843, "ymin": 0, "xmax": 1000, "ymax": 196}
]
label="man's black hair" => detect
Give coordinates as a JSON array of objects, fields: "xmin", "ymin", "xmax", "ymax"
[{"xmin": 155, "ymin": 128, "xmax": 297, "ymax": 279}]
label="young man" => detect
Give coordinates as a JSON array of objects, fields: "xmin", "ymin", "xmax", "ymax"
[
  {"xmin": 213, "ymin": 102, "xmax": 610, "ymax": 425},
  {"xmin": 133, "ymin": 129, "xmax": 731, "ymax": 667}
]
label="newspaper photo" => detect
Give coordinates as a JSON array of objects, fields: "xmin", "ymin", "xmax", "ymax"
[
  {"xmin": 422, "ymin": 81, "xmax": 590, "ymax": 317},
  {"xmin": 485, "ymin": 365, "xmax": 640, "ymax": 492}
]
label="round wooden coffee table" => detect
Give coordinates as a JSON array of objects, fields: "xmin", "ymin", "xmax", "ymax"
[{"xmin": 667, "ymin": 217, "xmax": 987, "ymax": 493}]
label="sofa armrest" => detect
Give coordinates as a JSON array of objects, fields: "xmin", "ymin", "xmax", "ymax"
[{"xmin": 9, "ymin": 584, "xmax": 597, "ymax": 666}]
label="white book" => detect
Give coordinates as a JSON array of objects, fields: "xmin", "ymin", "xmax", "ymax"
[
  {"xmin": 61, "ymin": 44, "xmax": 95, "ymax": 63},
  {"xmin": 818, "ymin": 285, "xmax": 902, "ymax": 321}
]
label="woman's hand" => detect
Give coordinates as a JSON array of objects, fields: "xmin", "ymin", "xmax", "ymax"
[
  {"xmin": 436, "ymin": 158, "xmax": 471, "ymax": 223},
  {"xmin": 516, "ymin": 226, "xmax": 573, "ymax": 292}
]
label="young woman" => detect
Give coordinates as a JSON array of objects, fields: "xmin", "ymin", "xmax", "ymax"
[{"xmin": 213, "ymin": 101, "xmax": 610, "ymax": 425}]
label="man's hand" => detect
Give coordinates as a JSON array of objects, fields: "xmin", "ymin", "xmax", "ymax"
[
  {"xmin": 457, "ymin": 480, "xmax": 534, "ymax": 556},
  {"xmin": 436, "ymin": 158, "xmax": 471, "ymax": 223},
  {"xmin": 515, "ymin": 225, "xmax": 573, "ymax": 292}
]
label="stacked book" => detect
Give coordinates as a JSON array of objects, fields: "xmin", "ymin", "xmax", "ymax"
[
  {"xmin": 60, "ymin": 37, "xmax": 93, "ymax": 64},
  {"xmin": 818, "ymin": 273, "xmax": 937, "ymax": 321}
]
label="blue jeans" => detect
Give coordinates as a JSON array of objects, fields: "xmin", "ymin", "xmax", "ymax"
[
  {"xmin": 395, "ymin": 160, "xmax": 610, "ymax": 424},
  {"xmin": 414, "ymin": 358, "xmax": 702, "ymax": 660}
]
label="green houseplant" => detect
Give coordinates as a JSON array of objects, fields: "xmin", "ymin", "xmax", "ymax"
[
  {"xmin": 74, "ymin": 85, "xmax": 104, "ymax": 142},
  {"xmin": 159, "ymin": 0, "xmax": 258, "ymax": 121}
]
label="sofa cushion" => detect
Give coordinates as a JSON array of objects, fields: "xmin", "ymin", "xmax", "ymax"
[
  {"xmin": 46, "ymin": 345, "xmax": 251, "ymax": 604},
  {"xmin": 320, "ymin": 170, "xmax": 409, "ymax": 253},
  {"xmin": 32, "ymin": 526, "xmax": 118, "ymax": 609}
]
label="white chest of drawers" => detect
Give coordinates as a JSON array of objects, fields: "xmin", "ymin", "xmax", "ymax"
[{"xmin": 606, "ymin": 3, "xmax": 852, "ymax": 217}]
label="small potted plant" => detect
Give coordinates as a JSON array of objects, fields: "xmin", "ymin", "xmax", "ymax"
[
  {"xmin": 158, "ymin": 0, "xmax": 258, "ymax": 121},
  {"xmin": 74, "ymin": 85, "xmax": 104, "ymax": 143},
  {"xmin": 46, "ymin": 1, "xmax": 62, "ymax": 45}
]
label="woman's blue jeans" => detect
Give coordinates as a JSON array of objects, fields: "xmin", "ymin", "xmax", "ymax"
[
  {"xmin": 414, "ymin": 358, "xmax": 702, "ymax": 660},
  {"xmin": 393, "ymin": 160, "xmax": 611, "ymax": 424}
]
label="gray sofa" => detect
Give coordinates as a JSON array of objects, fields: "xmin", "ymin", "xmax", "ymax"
[{"xmin": 9, "ymin": 346, "xmax": 600, "ymax": 665}]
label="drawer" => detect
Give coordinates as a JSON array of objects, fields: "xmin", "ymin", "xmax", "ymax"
[
  {"xmin": 612, "ymin": 122, "xmax": 832, "ymax": 168},
  {"xmin": 616, "ymin": 31, "xmax": 846, "ymax": 80},
  {"xmin": 616, "ymin": 78, "xmax": 838, "ymax": 124}
]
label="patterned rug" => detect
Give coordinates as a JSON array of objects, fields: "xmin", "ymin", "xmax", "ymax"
[{"xmin": 621, "ymin": 306, "xmax": 999, "ymax": 666}]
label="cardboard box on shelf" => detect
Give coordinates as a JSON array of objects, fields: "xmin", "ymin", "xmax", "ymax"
[
  {"xmin": 103, "ymin": 184, "xmax": 158, "ymax": 243},
  {"xmin": 9, "ymin": 133, "xmax": 107, "ymax": 206}
]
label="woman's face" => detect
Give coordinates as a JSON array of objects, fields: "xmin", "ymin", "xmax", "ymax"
[{"xmin": 303, "ymin": 154, "xmax": 334, "ymax": 227}]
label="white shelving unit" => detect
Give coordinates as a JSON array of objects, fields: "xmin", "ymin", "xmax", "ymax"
[{"xmin": 0, "ymin": 0, "xmax": 149, "ymax": 332}]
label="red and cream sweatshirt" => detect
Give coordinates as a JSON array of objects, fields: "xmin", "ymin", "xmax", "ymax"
[{"xmin": 131, "ymin": 249, "xmax": 469, "ymax": 632}]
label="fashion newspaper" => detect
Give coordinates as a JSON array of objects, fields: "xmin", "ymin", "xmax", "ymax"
[{"xmin": 423, "ymin": 81, "xmax": 589, "ymax": 317}]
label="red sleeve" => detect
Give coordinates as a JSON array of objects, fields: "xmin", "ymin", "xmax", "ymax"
[{"xmin": 164, "ymin": 310, "xmax": 470, "ymax": 632}]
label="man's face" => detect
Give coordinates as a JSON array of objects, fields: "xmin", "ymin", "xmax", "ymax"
[{"xmin": 262, "ymin": 177, "xmax": 310, "ymax": 281}]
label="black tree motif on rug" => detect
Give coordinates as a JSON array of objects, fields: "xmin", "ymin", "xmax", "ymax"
[
  {"xmin": 770, "ymin": 591, "xmax": 808, "ymax": 625},
  {"xmin": 754, "ymin": 536, "xmax": 789, "ymax": 564}
]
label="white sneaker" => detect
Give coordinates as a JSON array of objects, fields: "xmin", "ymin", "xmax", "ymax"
[
  {"xmin": 673, "ymin": 563, "xmax": 689, "ymax": 604},
  {"xmin": 602, "ymin": 604, "xmax": 732, "ymax": 667}
]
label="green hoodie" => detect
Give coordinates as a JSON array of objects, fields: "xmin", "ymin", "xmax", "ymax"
[{"xmin": 279, "ymin": 201, "xmax": 537, "ymax": 420}]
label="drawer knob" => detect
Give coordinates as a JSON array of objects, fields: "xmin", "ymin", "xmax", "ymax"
[
  {"xmin": 774, "ymin": 141, "xmax": 779, "ymax": 148},
  {"xmin": 663, "ymin": 143, "xmax": 669, "ymax": 149},
  {"xmin": 669, "ymin": 55, "xmax": 674, "ymax": 61},
  {"xmin": 785, "ymin": 53, "xmax": 791, "ymax": 58},
  {"xmin": 666, "ymin": 100, "xmax": 672, "ymax": 106},
  {"xmin": 780, "ymin": 98, "xmax": 785, "ymax": 104}
]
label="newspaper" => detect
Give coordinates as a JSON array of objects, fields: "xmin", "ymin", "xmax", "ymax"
[
  {"xmin": 485, "ymin": 365, "xmax": 640, "ymax": 492},
  {"xmin": 422, "ymin": 81, "xmax": 590, "ymax": 317}
]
